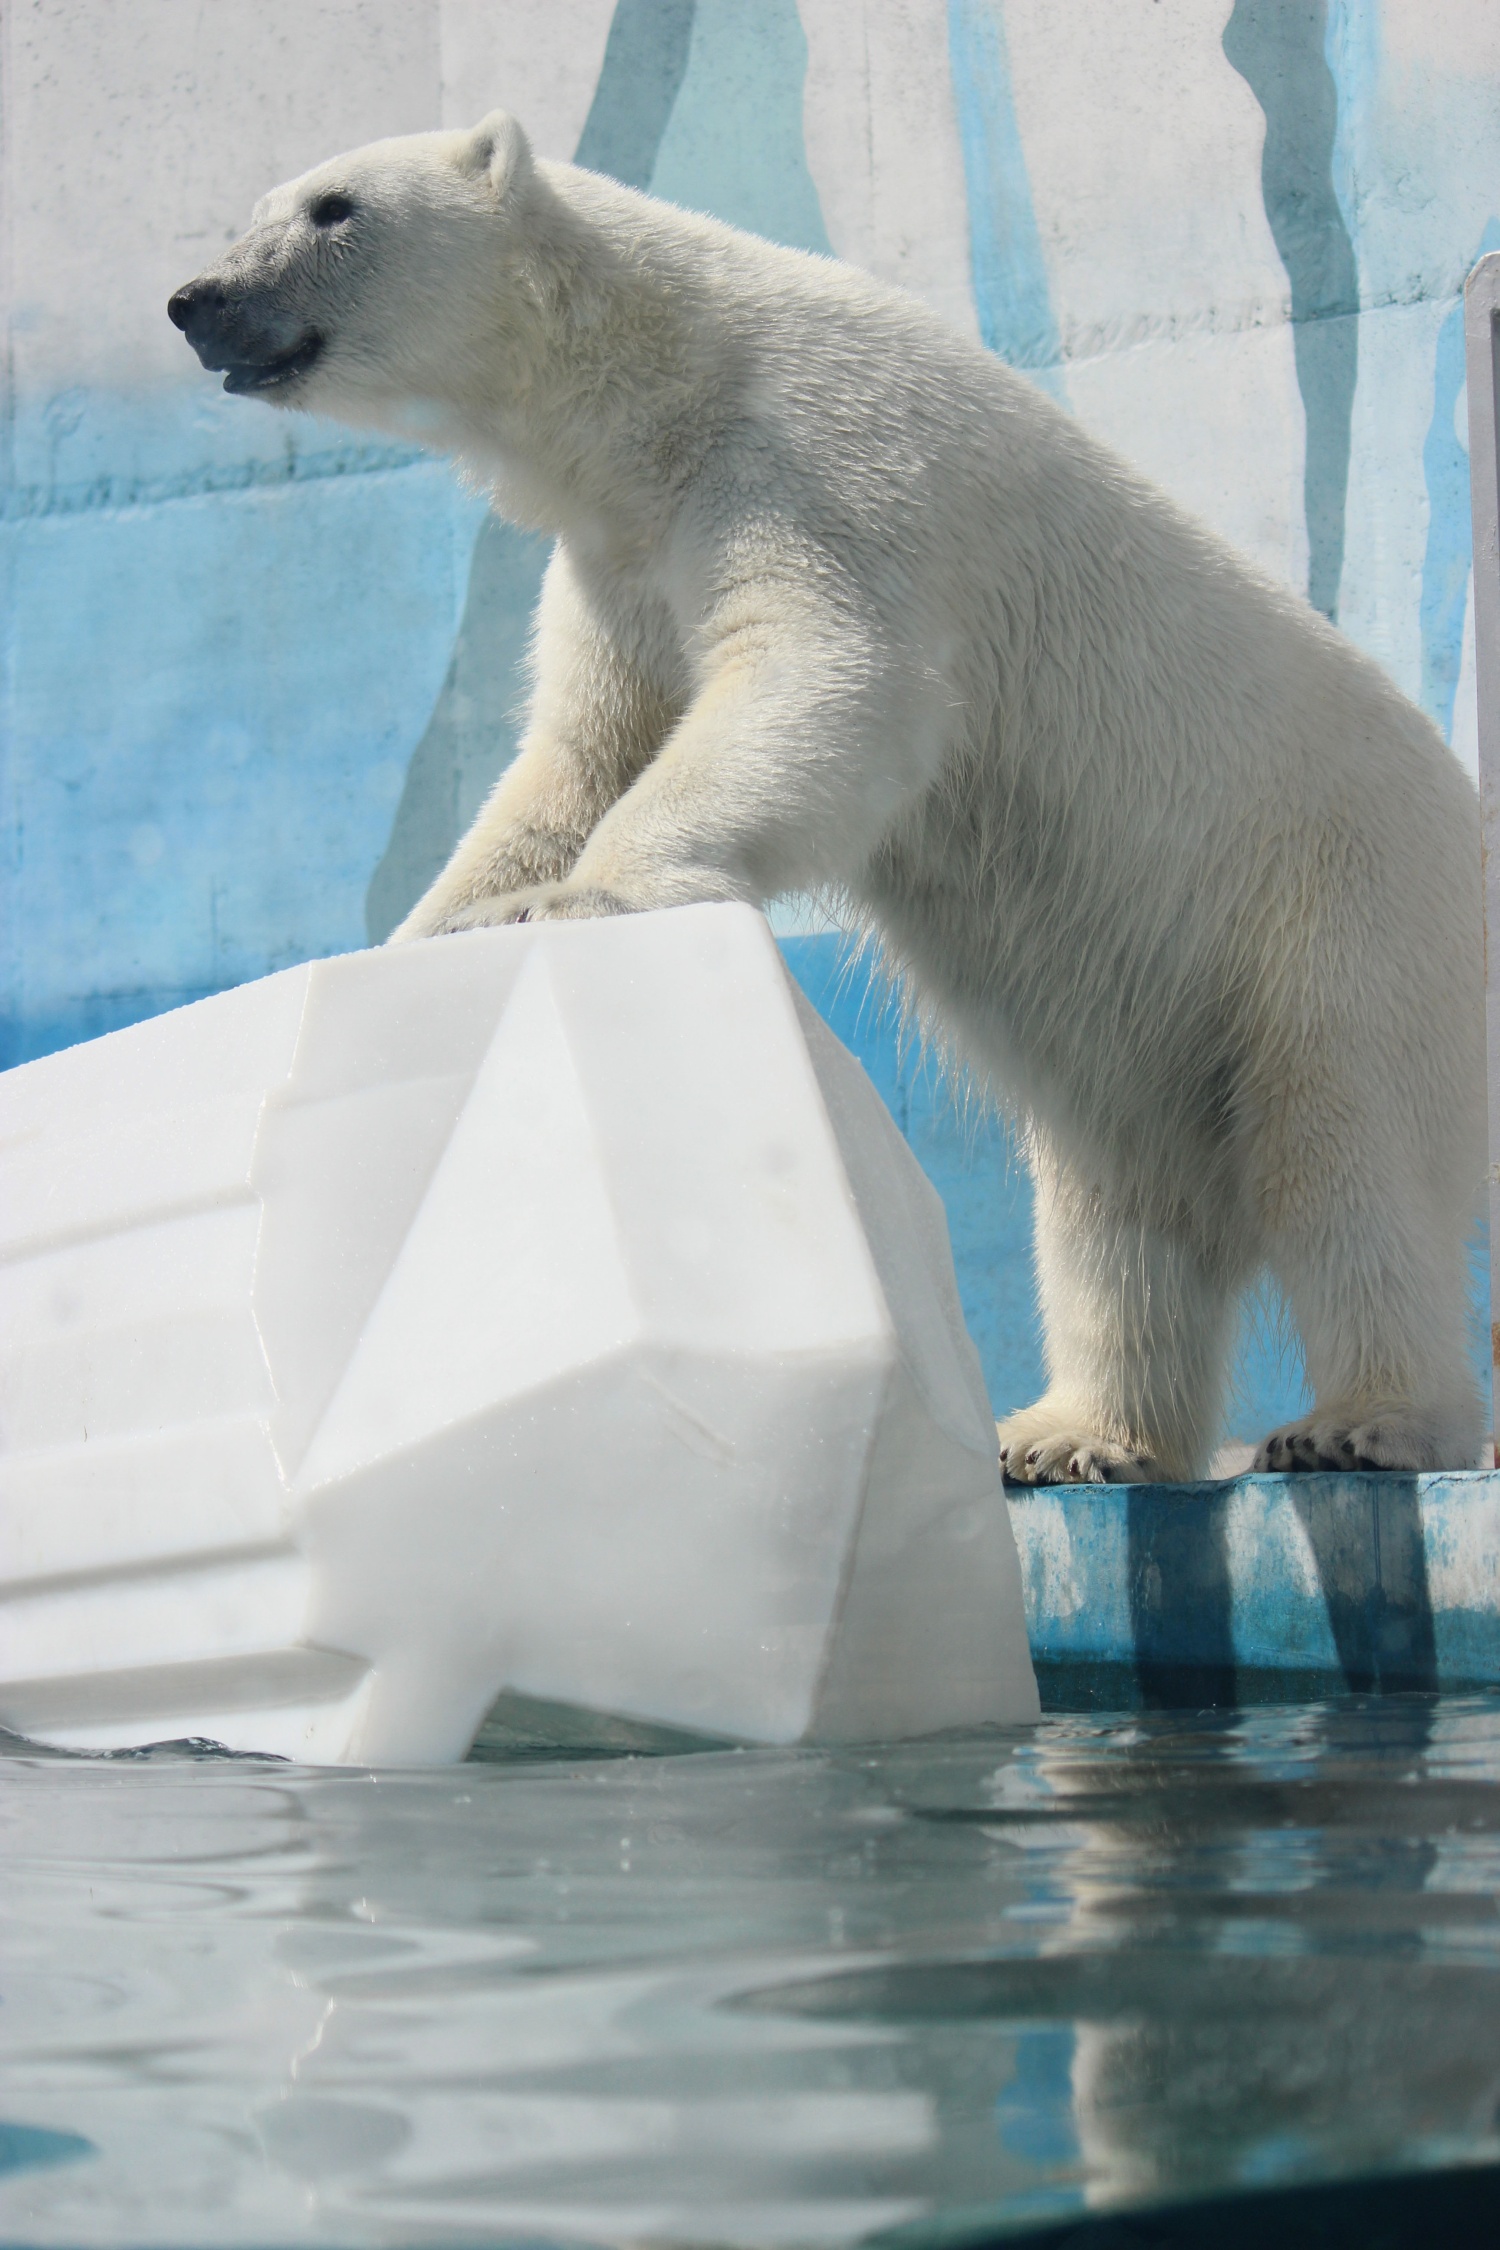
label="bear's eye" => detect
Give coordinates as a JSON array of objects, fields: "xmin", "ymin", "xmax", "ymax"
[{"xmin": 309, "ymin": 193, "xmax": 356, "ymax": 229}]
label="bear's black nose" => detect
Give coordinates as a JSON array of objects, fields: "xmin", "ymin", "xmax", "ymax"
[{"xmin": 167, "ymin": 280, "xmax": 226, "ymax": 338}]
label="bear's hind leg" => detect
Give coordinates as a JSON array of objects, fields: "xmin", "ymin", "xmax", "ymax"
[
  {"xmin": 998, "ymin": 1142, "xmax": 1236, "ymax": 1486},
  {"xmin": 1257, "ymin": 1181, "xmax": 1483, "ymax": 1473}
]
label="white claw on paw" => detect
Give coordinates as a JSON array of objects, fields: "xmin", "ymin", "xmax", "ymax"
[
  {"xmin": 997, "ymin": 1415, "xmax": 1158, "ymax": 1486},
  {"xmin": 413, "ymin": 882, "xmax": 637, "ymax": 937}
]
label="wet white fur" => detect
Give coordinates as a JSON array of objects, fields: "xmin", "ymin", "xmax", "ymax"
[{"xmin": 218, "ymin": 113, "xmax": 1485, "ymax": 1479}]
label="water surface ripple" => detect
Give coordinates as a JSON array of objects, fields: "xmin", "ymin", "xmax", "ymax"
[{"xmin": 2, "ymin": 1695, "xmax": 1499, "ymax": 2246}]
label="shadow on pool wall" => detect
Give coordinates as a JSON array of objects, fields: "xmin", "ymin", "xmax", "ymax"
[
  {"xmin": 2, "ymin": 1, "xmax": 1498, "ymax": 1447},
  {"xmin": 1120, "ymin": 1476, "xmax": 1441, "ymax": 1707}
]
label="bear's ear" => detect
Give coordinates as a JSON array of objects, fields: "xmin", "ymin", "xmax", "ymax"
[{"xmin": 461, "ymin": 110, "xmax": 532, "ymax": 203}]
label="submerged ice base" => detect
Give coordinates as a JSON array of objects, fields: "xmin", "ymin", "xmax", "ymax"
[{"xmin": 0, "ymin": 904, "xmax": 1037, "ymax": 1762}]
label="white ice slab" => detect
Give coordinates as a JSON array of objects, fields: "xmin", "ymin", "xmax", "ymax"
[{"xmin": 0, "ymin": 904, "xmax": 1038, "ymax": 1762}]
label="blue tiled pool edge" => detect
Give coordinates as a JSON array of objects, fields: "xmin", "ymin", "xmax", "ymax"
[{"xmin": 1010, "ymin": 1469, "xmax": 1500, "ymax": 1709}]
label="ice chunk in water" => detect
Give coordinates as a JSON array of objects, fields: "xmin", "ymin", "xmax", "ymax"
[{"xmin": 0, "ymin": 904, "xmax": 1037, "ymax": 1762}]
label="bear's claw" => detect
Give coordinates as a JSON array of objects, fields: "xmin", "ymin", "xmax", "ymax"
[
  {"xmin": 997, "ymin": 1424, "xmax": 1158, "ymax": 1486},
  {"xmin": 1253, "ymin": 1411, "xmax": 1454, "ymax": 1474},
  {"xmin": 424, "ymin": 882, "xmax": 634, "ymax": 935}
]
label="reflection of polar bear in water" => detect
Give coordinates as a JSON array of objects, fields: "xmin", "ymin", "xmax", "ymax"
[{"xmin": 169, "ymin": 112, "xmax": 1484, "ymax": 1482}]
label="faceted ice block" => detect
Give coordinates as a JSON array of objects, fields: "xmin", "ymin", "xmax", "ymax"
[{"xmin": 0, "ymin": 904, "xmax": 1038, "ymax": 1762}]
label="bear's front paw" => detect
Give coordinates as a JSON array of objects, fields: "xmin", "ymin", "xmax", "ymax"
[
  {"xmin": 422, "ymin": 882, "xmax": 634, "ymax": 935},
  {"xmin": 520, "ymin": 883, "xmax": 635, "ymax": 923},
  {"xmin": 997, "ymin": 1408, "xmax": 1159, "ymax": 1486}
]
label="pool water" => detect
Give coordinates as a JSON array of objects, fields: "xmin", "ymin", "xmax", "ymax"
[{"xmin": 2, "ymin": 1695, "xmax": 1499, "ymax": 2247}]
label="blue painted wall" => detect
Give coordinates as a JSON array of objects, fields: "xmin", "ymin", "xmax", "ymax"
[{"xmin": 4, "ymin": 0, "xmax": 1497, "ymax": 1444}]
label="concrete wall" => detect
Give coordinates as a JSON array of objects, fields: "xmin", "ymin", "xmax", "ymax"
[{"xmin": 3, "ymin": 0, "xmax": 1497, "ymax": 1438}]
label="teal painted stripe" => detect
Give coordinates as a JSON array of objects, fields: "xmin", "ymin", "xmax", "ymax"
[
  {"xmin": 574, "ymin": 0, "xmax": 696, "ymax": 189},
  {"xmin": 1223, "ymin": 0, "xmax": 1359, "ymax": 623},
  {"xmin": 649, "ymin": 0, "xmax": 831, "ymax": 252},
  {"xmin": 0, "ymin": 2121, "xmax": 95, "ymax": 2180}
]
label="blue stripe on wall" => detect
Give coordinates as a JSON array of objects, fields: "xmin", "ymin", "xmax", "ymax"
[
  {"xmin": 1421, "ymin": 218, "xmax": 1500, "ymax": 741},
  {"xmin": 946, "ymin": 0, "xmax": 1066, "ymax": 399}
]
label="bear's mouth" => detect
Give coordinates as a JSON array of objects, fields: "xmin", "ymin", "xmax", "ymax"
[{"xmin": 222, "ymin": 332, "xmax": 325, "ymax": 396}]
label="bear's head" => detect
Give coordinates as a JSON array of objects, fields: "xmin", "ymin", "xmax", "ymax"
[{"xmin": 168, "ymin": 112, "xmax": 535, "ymax": 431}]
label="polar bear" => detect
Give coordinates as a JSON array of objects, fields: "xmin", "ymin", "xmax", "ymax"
[{"xmin": 169, "ymin": 112, "xmax": 1485, "ymax": 1482}]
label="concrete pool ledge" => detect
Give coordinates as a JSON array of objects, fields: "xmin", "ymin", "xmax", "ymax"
[{"xmin": 1008, "ymin": 1469, "xmax": 1500, "ymax": 1708}]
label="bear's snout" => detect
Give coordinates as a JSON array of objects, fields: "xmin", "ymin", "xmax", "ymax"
[
  {"xmin": 166, "ymin": 279, "xmax": 232, "ymax": 355},
  {"xmin": 168, "ymin": 273, "xmax": 324, "ymax": 398}
]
